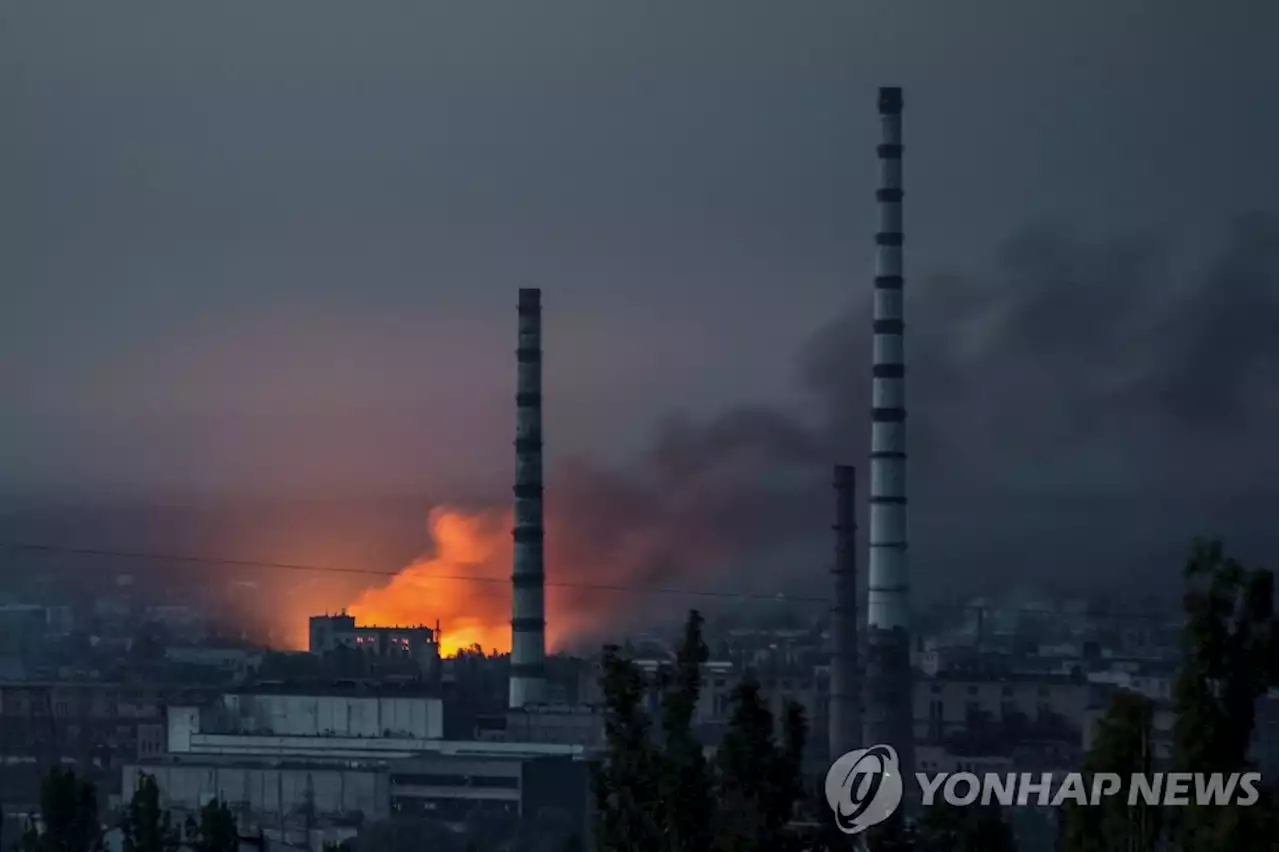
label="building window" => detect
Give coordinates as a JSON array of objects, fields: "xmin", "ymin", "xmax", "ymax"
[{"xmin": 393, "ymin": 773, "xmax": 519, "ymax": 790}]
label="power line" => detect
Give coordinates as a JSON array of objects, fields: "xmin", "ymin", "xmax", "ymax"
[
  {"xmin": 2, "ymin": 541, "xmax": 1183, "ymax": 620},
  {"xmin": 3, "ymin": 542, "xmax": 830, "ymax": 603}
]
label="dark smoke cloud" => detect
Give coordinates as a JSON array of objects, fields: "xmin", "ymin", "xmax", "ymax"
[
  {"xmin": 3, "ymin": 217, "xmax": 1272, "ymax": 646},
  {"xmin": 549, "ymin": 213, "xmax": 1278, "ymax": 635}
]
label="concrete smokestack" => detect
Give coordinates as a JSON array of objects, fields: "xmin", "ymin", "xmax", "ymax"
[
  {"xmin": 829, "ymin": 464, "xmax": 860, "ymax": 759},
  {"xmin": 510, "ymin": 287, "xmax": 547, "ymax": 708},
  {"xmin": 863, "ymin": 86, "xmax": 913, "ymax": 773}
]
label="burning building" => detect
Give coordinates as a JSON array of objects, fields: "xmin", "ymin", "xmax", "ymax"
[{"xmin": 308, "ymin": 612, "xmax": 440, "ymax": 677}]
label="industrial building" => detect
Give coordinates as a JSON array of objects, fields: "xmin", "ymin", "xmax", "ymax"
[
  {"xmin": 307, "ymin": 613, "xmax": 440, "ymax": 678},
  {"xmin": 119, "ymin": 685, "xmax": 591, "ymax": 847}
]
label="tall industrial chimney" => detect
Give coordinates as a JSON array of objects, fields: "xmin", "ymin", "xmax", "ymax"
[
  {"xmin": 863, "ymin": 86, "xmax": 913, "ymax": 773},
  {"xmin": 829, "ymin": 464, "xmax": 860, "ymax": 759},
  {"xmin": 510, "ymin": 287, "xmax": 547, "ymax": 708}
]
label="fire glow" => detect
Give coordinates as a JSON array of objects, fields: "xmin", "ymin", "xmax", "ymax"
[{"xmin": 347, "ymin": 507, "xmax": 572, "ymax": 658}]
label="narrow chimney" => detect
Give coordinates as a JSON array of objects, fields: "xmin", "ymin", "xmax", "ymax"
[
  {"xmin": 510, "ymin": 288, "xmax": 547, "ymax": 708},
  {"xmin": 829, "ymin": 464, "xmax": 860, "ymax": 759},
  {"xmin": 864, "ymin": 86, "xmax": 914, "ymax": 774}
]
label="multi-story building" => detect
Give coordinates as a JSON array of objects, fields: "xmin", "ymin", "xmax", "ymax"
[
  {"xmin": 914, "ymin": 672, "xmax": 1096, "ymax": 746},
  {"xmin": 308, "ymin": 614, "xmax": 439, "ymax": 678},
  {"xmin": 0, "ymin": 681, "xmax": 219, "ymax": 814}
]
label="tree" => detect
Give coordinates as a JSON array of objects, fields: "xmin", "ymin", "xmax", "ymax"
[
  {"xmin": 711, "ymin": 675, "xmax": 808, "ymax": 851},
  {"xmin": 591, "ymin": 610, "xmax": 812, "ymax": 852},
  {"xmin": 1060, "ymin": 690, "xmax": 1162, "ymax": 852},
  {"xmin": 120, "ymin": 774, "xmax": 179, "ymax": 852},
  {"xmin": 1059, "ymin": 540, "xmax": 1278, "ymax": 852},
  {"xmin": 14, "ymin": 767, "xmax": 102, "ymax": 852},
  {"xmin": 590, "ymin": 644, "xmax": 663, "ymax": 851},
  {"xmin": 1168, "ymin": 539, "xmax": 1278, "ymax": 850},
  {"xmin": 656, "ymin": 610, "xmax": 713, "ymax": 852},
  {"xmin": 185, "ymin": 799, "xmax": 239, "ymax": 852}
]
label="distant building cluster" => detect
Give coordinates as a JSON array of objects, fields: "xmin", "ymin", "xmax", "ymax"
[{"xmin": 1, "ymin": 585, "xmax": 1277, "ymax": 850}]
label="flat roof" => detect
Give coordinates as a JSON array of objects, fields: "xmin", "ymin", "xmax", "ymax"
[
  {"xmin": 228, "ymin": 682, "xmax": 441, "ymax": 697},
  {"xmin": 126, "ymin": 757, "xmax": 391, "ymax": 772}
]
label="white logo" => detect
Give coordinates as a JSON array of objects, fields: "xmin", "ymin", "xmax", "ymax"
[
  {"xmin": 917, "ymin": 771, "xmax": 1264, "ymax": 808},
  {"xmin": 825, "ymin": 744, "xmax": 905, "ymax": 835}
]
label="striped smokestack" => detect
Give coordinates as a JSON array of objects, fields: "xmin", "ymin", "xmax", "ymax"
[
  {"xmin": 863, "ymin": 86, "xmax": 913, "ymax": 772},
  {"xmin": 829, "ymin": 464, "xmax": 860, "ymax": 759},
  {"xmin": 510, "ymin": 287, "xmax": 547, "ymax": 708}
]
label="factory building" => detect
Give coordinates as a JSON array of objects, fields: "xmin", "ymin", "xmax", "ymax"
[
  {"xmin": 504, "ymin": 703, "xmax": 603, "ymax": 749},
  {"xmin": 119, "ymin": 685, "xmax": 590, "ymax": 846}
]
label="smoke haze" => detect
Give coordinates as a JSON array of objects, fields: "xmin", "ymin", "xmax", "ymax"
[
  {"xmin": 9, "ymin": 214, "xmax": 1259, "ymax": 648},
  {"xmin": 1, "ymin": 2, "xmax": 1273, "ymax": 646},
  {"xmin": 1, "ymin": 215, "xmax": 1273, "ymax": 646}
]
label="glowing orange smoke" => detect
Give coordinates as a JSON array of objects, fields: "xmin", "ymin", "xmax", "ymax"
[{"xmin": 348, "ymin": 507, "xmax": 534, "ymax": 657}]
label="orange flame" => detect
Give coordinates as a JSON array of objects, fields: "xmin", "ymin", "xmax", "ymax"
[{"xmin": 349, "ymin": 507, "xmax": 562, "ymax": 657}]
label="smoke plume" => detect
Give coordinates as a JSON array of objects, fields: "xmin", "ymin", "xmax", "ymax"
[
  {"xmin": 352, "ymin": 213, "xmax": 1276, "ymax": 651},
  {"xmin": 541, "ymin": 213, "xmax": 1277, "ymax": 633}
]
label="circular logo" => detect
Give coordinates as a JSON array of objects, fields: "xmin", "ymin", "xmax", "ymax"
[{"xmin": 824, "ymin": 744, "xmax": 904, "ymax": 835}]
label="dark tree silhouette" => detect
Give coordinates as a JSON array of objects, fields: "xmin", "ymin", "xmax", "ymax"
[
  {"xmin": 120, "ymin": 774, "xmax": 180, "ymax": 852},
  {"xmin": 13, "ymin": 767, "xmax": 101, "ymax": 852},
  {"xmin": 1060, "ymin": 539, "xmax": 1278, "ymax": 852},
  {"xmin": 657, "ymin": 610, "xmax": 713, "ymax": 852},
  {"xmin": 591, "ymin": 609, "xmax": 811, "ymax": 852},
  {"xmin": 710, "ymin": 674, "xmax": 807, "ymax": 851},
  {"xmin": 1168, "ymin": 539, "xmax": 1278, "ymax": 850},
  {"xmin": 1060, "ymin": 690, "xmax": 1162, "ymax": 852},
  {"xmin": 590, "ymin": 644, "xmax": 663, "ymax": 851},
  {"xmin": 184, "ymin": 799, "xmax": 239, "ymax": 852}
]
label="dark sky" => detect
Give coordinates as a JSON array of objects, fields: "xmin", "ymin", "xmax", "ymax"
[{"xmin": 0, "ymin": 2, "xmax": 1274, "ymax": 610}]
